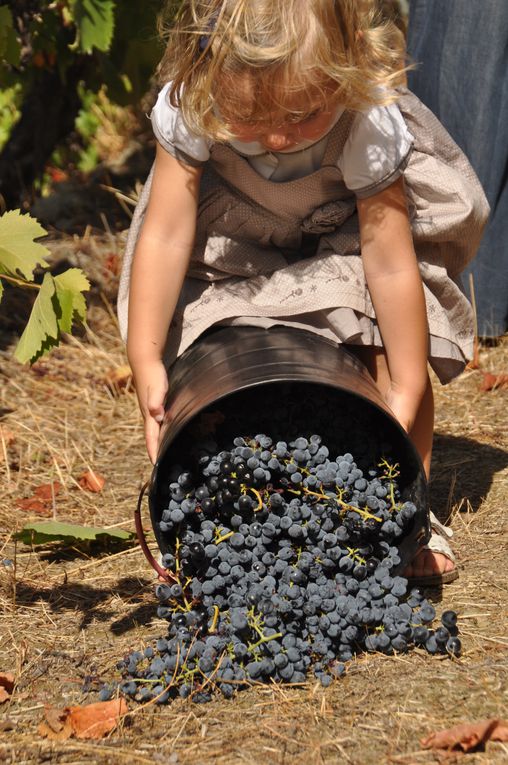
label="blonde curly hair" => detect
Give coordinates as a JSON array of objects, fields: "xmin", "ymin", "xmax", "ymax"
[{"xmin": 158, "ymin": 0, "xmax": 408, "ymax": 140}]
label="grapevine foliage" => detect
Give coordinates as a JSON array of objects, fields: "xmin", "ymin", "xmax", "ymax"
[
  {"xmin": 0, "ymin": 6, "xmax": 21, "ymax": 67},
  {"xmin": 0, "ymin": 1, "xmax": 165, "ymax": 205},
  {"xmin": 0, "ymin": 2, "xmax": 163, "ymax": 104},
  {"xmin": 70, "ymin": 0, "xmax": 116, "ymax": 54},
  {"xmin": 0, "ymin": 210, "xmax": 89, "ymax": 364}
]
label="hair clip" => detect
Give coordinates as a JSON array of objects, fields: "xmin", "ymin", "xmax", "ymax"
[
  {"xmin": 199, "ymin": 33, "xmax": 211, "ymax": 51},
  {"xmin": 199, "ymin": 11, "xmax": 218, "ymax": 52}
]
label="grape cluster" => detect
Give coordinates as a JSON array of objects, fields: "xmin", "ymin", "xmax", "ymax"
[{"xmin": 103, "ymin": 433, "xmax": 460, "ymax": 704}]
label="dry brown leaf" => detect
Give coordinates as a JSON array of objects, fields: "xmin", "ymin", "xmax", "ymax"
[
  {"xmin": 38, "ymin": 699, "xmax": 127, "ymax": 741},
  {"xmin": 421, "ymin": 718, "xmax": 508, "ymax": 753},
  {"xmin": 15, "ymin": 481, "xmax": 61, "ymax": 515},
  {"xmin": 480, "ymin": 372, "xmax": 508, "ymax": 391},
  {"xmin": 103, "ymin": 252, "xmax": 120, "ymax": 276},
  {"xmin": 38, "ymin": 706, "xmax": 73, "ymax": 741},
  {"xmin": 78, "ymin": 471, "xmax": 106, "ymax": 493},
  {"xmin": 34, "ymin": 481, "xmax": 62, "ymax": 500},
  {"xmin": 0, "ymin": 672, "xmax": 14, "ymax": 703},
  {"xmin": 68, "ymin": 698, "xmax": 127, "ymax": 739},
  {"xmin": 103, "ymin": 364, "xmax": 132, "ymax": 394},
  {"xmin": 14, "ymin": 497, "xmax": 52, "ymax": 516}
]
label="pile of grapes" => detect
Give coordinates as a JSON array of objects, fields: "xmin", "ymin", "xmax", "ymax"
[{"xmin": 103, "ymin": 429, "xmax": 460, "ymax": 705}]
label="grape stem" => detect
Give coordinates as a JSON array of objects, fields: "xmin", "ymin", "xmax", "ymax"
[
  {"xmin": 209, "ymin": 605, "xmax": 220, "ymax": 633},
  {"xmin": 247, "ymin": 632, "xmax": 283, "ymax": 652},
  {"xmin": 0, "ymin": 273, "xmax": 40, "ymax": 290},
  {"xmin": 215, "ymin": 530, "xmax": 234, "ymax": 544}
]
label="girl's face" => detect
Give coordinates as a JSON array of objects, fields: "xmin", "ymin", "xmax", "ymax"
[
  {"xmin": 219, "ymin": 77, "xmax": 341, "ymax": 152},
  {"xmin": 227, "ymin": 107, "xmax": 339, "ymax": 152}
]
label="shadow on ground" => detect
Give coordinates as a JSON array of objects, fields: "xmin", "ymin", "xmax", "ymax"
[
  {"xmin": 430, "ymin": 431, "xmax": 508, "ymax": 519},
  {"xmin": 15, "ymin": 576, "xmax": 157, "ymax": 634}
]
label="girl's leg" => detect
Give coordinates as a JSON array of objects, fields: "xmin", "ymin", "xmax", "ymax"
[{"xmin": 348, "ymin": 346, "xmax": 454, "ymax": 577}]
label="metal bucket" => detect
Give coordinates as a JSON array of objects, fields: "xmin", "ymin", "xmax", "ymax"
[{"xmin": 145, "ymin": 326, "xmax": 430, "ymax": 573}]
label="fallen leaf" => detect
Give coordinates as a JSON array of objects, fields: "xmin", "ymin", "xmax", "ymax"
[
  {"xmin": 0, "ymin": 672, "xmax": 14, "ymax": 704},
  {"xmin": 103, "ymin": 364, "xmax": 132, "ymax": 394},
  {"xmin": 14, "ymin": 481, "xmax": 60, "ymax": 515},
  {"xmin": 421, "ymin": 718, "xmax": 508, "ymax": 753},
  {"xmin": 103, "ymin": 252, "xmax": 120, "ymax": 276},
  {"xmin": 0, "ymin": 719, "xmax": 15, "ymax": 732},
  {"xmin": 14, "ymin": 497, "xmax": 52, "ymax": 516},
  {"xmin": 15, "ymin": 521, "xmax": 135, "ymax": 547},
  {"xmin": 38, "ymin": 706, "xmax": 73, "ymax": 741},
  {"xmin": 480, "ymin": 372, "xmax": 508, "ymax": 391},
  {"xmin": 35, "ymin": 481, "xmax": 61, "ymax": 500},
  {"xmin": 38, "ymin": 699, "xmax": 127, "ymax": 741},
  {"xmin": 68, "ymin": 698, "xmax": 127, "ymax": 739},
  {"xmin": 78, "ymin": 471, "xmax": 106, "ymax": 493}
]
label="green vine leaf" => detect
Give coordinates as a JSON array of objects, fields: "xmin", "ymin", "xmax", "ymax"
[
  {"xmin": 0, "ymin": 210, "xmax": 89, "ymax": 364},
  {"xmin": 0, "ymin": 210, "xmax": 50, "ymax": 280},
  {"xmin": 0, "ymin": 6, "xmax": 21, "ymax": 66},
  {"xmin": 14, "ymin": 272, "xmax": 59, "ymax": 364},
  {"xmin": 14, "ymin": 521, "xmax": 135, "ymax": 547},
  {"xmin": 69, "ymin": 0, "xmax": 115, "ymax": 54},
  {"xmin": 54, "ymin": 268, "xmax": 90, "ymax": 333}
]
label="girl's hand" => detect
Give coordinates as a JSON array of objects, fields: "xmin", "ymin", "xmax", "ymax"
[{"xmin": 132, "ymin": 359, "xmax": 169, "ymax": 464}]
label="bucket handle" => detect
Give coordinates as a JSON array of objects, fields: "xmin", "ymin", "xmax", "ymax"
[{"xmin": 134, "ymin": 480, "xmax": 172, "ymax": 582}]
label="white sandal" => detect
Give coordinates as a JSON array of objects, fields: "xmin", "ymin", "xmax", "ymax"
[{"xmin": 406, "ymin": 511, "xmax": 459, "ymax": 586}]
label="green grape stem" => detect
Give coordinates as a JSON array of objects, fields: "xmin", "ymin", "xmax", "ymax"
[
  {"xmin": 247, "ymin": 632, "xmax": 283, "ymax": 653},
  {"xmin": 0, "ymin": 273, "xmax": 40, "ymax": 290}
]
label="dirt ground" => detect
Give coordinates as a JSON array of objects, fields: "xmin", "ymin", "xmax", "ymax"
[{"xmin": 0, "ymin": 230, "xmax": 507, "ymax": 764}]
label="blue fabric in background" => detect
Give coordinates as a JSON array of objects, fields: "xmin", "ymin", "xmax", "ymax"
[{"xmin": 407, "ymin": 0, "xmax": 508, "ymax": 337}]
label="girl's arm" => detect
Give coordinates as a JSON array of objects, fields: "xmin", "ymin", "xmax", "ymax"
[
  {"xmin": 357, "ymin": 176, "xmax": 428, "ymax": 432},
  {"xmin": 127, "ymin": 143, "xmax": 202, "ymax": 462}
]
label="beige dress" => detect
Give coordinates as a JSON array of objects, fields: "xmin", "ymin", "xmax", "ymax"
[{"xmin": 117, "ymin": 89, "xmax": 489, "ymax": 383}]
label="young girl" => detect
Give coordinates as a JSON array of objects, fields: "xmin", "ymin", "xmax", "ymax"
[{"xmin": 118, "ymin": 0, "xmax": 489, "ymax": 585}]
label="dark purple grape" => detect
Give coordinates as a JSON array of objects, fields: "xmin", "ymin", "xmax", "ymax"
[
  {"xmin": 238, "ymin": 494, "xmax": 254, "ymax": 513},
  {"xmin": 228, "ymin": 478, "xmax": 241, "ymax": 495},
  {"xmin": 220, "ymin": 459, "xmax": 233, "ymax": 475},
  {"xmin": 441, "ymin": 610, "xmax": 458, "ymax": 630},
  {"xmin": 189, "ymin": 542, "xmax": 206, "ymax": 561},
  {"xmin": 206, "ymin": 476, "xmax": 219, "ymax": 493},
  {"xmin": 445, "ymin": 636, "xmax": 461, "ymax": 657},
  {"xmin": 200, "ymin": 497, "xmax": 215, "ymax": 514},
  {"xmin": 353, "ymin": 564, "xmax": 367, "ymax": 581},
  {"xmin": 365, "ymin": 557, "xmax": 380, "ymax": 574}
]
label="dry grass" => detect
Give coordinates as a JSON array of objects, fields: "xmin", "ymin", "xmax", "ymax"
[{"xmin": 0, "ymin": 232, "xmax": 507, "ymax": 764}]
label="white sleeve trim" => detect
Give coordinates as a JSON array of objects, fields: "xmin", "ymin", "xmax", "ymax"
[
  {"xmin": 338, "ymin": 103, "xmax": 414, "ymax": 197},
  {"xmin": 150, "ymin": 82, "xmax": 211, "ymax": 165}
]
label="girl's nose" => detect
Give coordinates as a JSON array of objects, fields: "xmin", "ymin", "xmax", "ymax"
[{"xmin": 262, "ymin": 131, "xmax": 294, "ymax": 151}]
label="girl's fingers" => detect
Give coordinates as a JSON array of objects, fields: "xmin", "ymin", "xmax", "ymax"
[
  {"xmin": 145, "ymin": 415, "xmax": 161, "ymax": 465},
  {"xmin": 146, "ymin": 381, "xmax": 168, "ymax": 424}
]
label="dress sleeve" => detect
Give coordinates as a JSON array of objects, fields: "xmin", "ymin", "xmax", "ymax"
[
  {"xmin": 338, "ymin": 103, "xmax": 414, "ymax": 198},
  {"xmin": 150, "ymin": 82, "xmax": 211, "ymax": 166}
]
